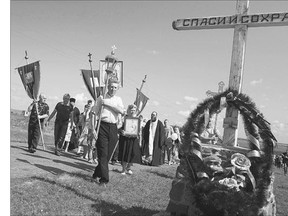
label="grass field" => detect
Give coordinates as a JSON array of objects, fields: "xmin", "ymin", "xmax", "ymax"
[{"xmin": 10, "ymin": 110, "xmax": 288, "ymax": 216}]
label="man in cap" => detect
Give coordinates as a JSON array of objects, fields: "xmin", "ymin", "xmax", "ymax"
[{"xmin": 27, "ymin": 93, "xmax": 49, "ymax": 153}]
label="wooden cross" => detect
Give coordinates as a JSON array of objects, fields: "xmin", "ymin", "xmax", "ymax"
[
  {"xmin": 206, "ymin": 81, "xmax": 225, "ymax": 132},
  {"xmin": 173, "ymin": 0, "xmax": 288, "ymax": 146},
  {"xmin": 111, "ymin": 45, "xmax": 117, "ymax": 55},
  {"xmin": 206, "ymin": 81, "xmax": 225, "ymax": 97}
]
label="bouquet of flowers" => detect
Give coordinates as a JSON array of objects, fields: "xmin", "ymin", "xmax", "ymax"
[{"xmin": 192, "ymin": 153, "xmax": 259, "ymax": 216}]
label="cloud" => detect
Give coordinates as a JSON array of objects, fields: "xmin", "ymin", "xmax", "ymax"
[
  {"xmin": 146, "ymin": 50, "xmax": 159, "ymax": 55},
  {"xmin": 261, "ymin": 93, "xmax": 269, "ymax": 101},
  {"xmin": 271, "ymin": 120, "xmax": 287, "ymax": 134},
  {"xmin": 81, "ymin": 84, "xmax": 87, "ymax": 90},
  {"xmin": 250, "ymin": 78, "xmax": 263, "ymax": 86},
  {"xmin": 47, "ymin": 95, "xmax": 59, "ymax": 101},
  {"xmin": 178, "ymin": 110, "xmax": 190, "ymax": 117},
  {"xmin": 190, "ymin": 104, "xmax": 197, "ymax": 110},
  {"xmin": 74, "ymin": 93, "xmax": 89, "ymax": 103},
  {"xmin": 259, "ymin": 105, "xmax": 266, "ymax": 109},
  {"xmin": 176, "ymin": 101, "xmax": 181, "ymax": 105},
  {"xmin": 184, "ymin": 96, "xmax": 198, "ymax": 102},
  {"xmin": 11, "ymin": 86, "xmax": 18, "ymax": 93},
  {"xmin": 152, "ymin": 100, "xmax": 160, "ymax": 106}
]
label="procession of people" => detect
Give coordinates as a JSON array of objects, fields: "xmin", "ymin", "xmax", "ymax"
[
  {"xmin": 24, "ymin": 87, "xmax": 185, "ymax": 187},
  {"xmin": 23, "ymin": 70, "xmax": 185, "ymax": 188}
]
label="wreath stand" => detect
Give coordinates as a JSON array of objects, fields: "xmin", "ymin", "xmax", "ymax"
[{"xmin": 166, "ymin": 89, "xmax": 277, "ymax": 216}]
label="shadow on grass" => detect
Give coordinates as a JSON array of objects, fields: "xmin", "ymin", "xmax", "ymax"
[
  {"xmin": 22, "ymin": 153, "xmax": 51, "ymax": 160},
  {"xmin": 31, "ymin": 174, "xmax": 100, "ymax": 202},
  {"xmin": 10, "ymin": 139, "xmax": 28, "ymax": 143},
  {"xmin": 111, "ymin": 168, "xmax": 124, "ymax": 174},
  {"xmin": 16, "ymin": 158, "xmax": 31, "ymax": 164},
  {"xmin": 10, "ymin": 143, "xmax": 54, "ymax": 153},
  {"xmin": 146, "ymin": 170, "xmax": 174, "ymax": 180},
  {"xmin": 53, "ymin": 159, "xmax": 95, "ymax": 172},
  {"xmin": 10, "ymin": 145, "xmax": 29, "ymax": 151},
  {"xmin": 91, "ymin": 201, "xmax": 158, "ymax": 216},
  {"xmin": 34, "ymin": 164, "xmax": 67, "ymax": 175},
  {"xmin": 31, "ymin": 173, "xmax": 158, "ymax": 216}
]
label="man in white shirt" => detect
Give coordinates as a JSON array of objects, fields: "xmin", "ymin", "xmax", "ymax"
[{"xmin": 91, "ymin": 77, "xmax": 124, "ymax": 186}]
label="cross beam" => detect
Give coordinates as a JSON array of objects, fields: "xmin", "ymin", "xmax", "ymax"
[
  {"xmin": 173, "ymin": 0, "xmax": 288, "ymax": 147},
  {"xmin": 173, "ymin": 12, "xmax": 288, "ymax": 30}
]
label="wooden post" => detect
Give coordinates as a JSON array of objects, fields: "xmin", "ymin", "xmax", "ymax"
[{"xmin": 222, "ymin": 0, "xmax": 249, "ymax": 147}]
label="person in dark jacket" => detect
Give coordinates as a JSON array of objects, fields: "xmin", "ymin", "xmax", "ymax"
[{"xmin": 46, "ymin": 93, "xmax": 73, "ymax": 156}]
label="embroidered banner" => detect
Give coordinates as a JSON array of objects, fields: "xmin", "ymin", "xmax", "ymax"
[
  {"xmin": 134, "ymin": 88, "xmax": 149, "ymax": 116},
  {"xmin": 17, "ymin": 61, "xmax": 40, "ymax": 100},
  {"xmin": 81, "ymin": 69, "xmax": 103, "ymax": 100}
]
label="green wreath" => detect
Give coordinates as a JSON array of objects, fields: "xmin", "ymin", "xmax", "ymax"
[{"xmin": 180, "ymin": 89, "xmax": 277, "ymax": 216}]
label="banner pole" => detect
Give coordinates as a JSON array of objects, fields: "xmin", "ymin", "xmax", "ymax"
[
  {"xmin": 135, "ymin": 75, "xmax": 147, "ymax": 115},
  {"xmin": 88, "ymin": 53, "xmax": 97, "ymax": 100},
  {"xmin": 109, "ymin": 140, "xmax": 119, "ymax": 162},
  {"xmin": 25, "ymin": 51, "xmax": 46, "ymax": 150},
  {"xmin": 94, "ymin": 71, "xmax": 111, "ymax": 142}
]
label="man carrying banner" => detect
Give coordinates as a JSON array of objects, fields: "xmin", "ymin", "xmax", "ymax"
[
  {"xmin": 27, "ymin": 93, "xmax": 49, "ymax": 153},
  {"xmin": 91, "ymin": 77, "xmax": 124, "ymax": 187}
]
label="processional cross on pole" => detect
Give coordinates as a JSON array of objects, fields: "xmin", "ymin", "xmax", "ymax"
[{"xmin": 173, "ymin": 0, "xmax": 288, "ymax": 147}]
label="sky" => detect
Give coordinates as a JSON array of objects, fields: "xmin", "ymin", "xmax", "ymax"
[{"xmin": 9, "ymin": 0, "xmax": 288, "ymax": 144}]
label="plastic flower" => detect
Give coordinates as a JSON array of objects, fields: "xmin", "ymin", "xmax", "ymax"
[
  {"xmin": 230, "ymin": 153, "xmax": 251, "ymax": 171},
  {"xmin": 231, "ymin": 174, "xmax": 245, "ymax": 188},
  {"xmin": 219, "ymin": 178, "xmax": 241, "ymax": 191}
]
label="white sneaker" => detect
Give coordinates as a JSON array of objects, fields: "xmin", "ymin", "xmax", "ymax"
[
  {"xmin": 127, "ymin": 169, "xmax": 133, "ymax": 175},
  {"xmin": 120, "ymin": 171, "xmax": 126, "ymax": 175}
]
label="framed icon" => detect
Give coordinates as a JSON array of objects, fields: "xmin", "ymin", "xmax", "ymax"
[
  {"xmin": 124, "ymin": 116, "xmax": 140, "ymax": 137},
  {"xmin": 99, "ymin": 60, "xmax": 123, "ymax": 88}
]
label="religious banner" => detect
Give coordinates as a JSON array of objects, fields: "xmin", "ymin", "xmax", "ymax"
[
  {"xmin": 99, "ymin": 60, "xmax": 123, "ymax": 87},
  {"xmin": 134, "ymin": 88, "xmax": 149, "ymax": 116},
  {"xmin": 81, "ymin": 69, "xmax": 103, "ymax": 100},
  {"xmin": 17, "ymin": 61, "xmax": 40, "ymax": 100}
]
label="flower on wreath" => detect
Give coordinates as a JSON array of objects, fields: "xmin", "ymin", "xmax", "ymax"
[
  {"xmin": 219, "ymin": 177, "xmax": 243, "ymax": 191},
  {"xmin": 232, "ymin": 174, "xmax": 246, "ymax": 186},
  {"xmin": 231, "ymin": 153, "xmax": 251, "ymax": 171},
  {"xmin": 203, "ymin": 155, "xmax": 224, "ymax": 178}
]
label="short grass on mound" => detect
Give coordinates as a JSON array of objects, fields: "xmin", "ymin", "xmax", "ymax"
[
  {"xmin": 273, "ymin": 167, "xmax": 288, "ymax": 216},
  {"xmin": 11, "ymin": 167, "xmax": 176, "ymax": 216},
  {"xmin": 10, "ymin": 110, "xmax": 288, "ymax": 216}
]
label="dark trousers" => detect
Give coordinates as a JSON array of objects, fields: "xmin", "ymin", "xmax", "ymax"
[
  {"xmin": 28, "ymin": 121, "xmax": 42, "ymax": 149},
  {"xmin": 93, "ymin": 122, "xmax": 118, "ymax": 183},
  {"xmin": 54, "ymin": 122, "xmax": 68, "ymax": 150},
  {"xmin": 164, "ymin": 145, "xmax": 172, "ymax": 162}
]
